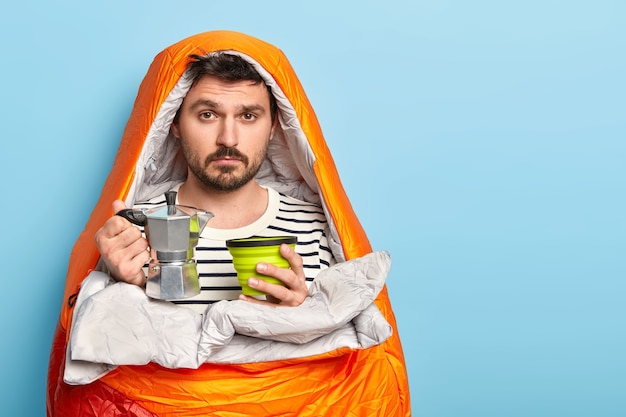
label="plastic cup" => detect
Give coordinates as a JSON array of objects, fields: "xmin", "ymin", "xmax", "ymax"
[{"xmin": 226, "ymin": 236, "xmax": 297, "ymax": 296}]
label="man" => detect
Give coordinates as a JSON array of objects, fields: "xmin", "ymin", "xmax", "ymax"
[
  {"xmin": 47, "ymin": 31, "xmax": 410, "ymax": 416},
  {"xmin": 95, "ymin": 53, "xmax": 333, "ymax": 309}
]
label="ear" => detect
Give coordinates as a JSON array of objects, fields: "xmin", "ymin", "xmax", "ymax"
[
  {"xmin": 269, "ymin": 115, "xmax": 278, "ymax": 141},
  {"xmin": 171, "ymin": 120, "xmax": 180, "ymax": 139}
]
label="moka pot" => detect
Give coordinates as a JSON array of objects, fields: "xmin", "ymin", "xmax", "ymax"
[{"xmin": 117, "ymin": 191, "xmax": 213, "ymax": 300}]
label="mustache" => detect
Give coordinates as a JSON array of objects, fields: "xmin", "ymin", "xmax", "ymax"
[{"xmin": 204, "ymin": 147, "xmax": 249, "ymax": 166}]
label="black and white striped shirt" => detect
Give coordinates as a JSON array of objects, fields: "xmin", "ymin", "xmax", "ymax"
[{"xmin": 137, "ymin": 186, "xmax": 335, "ymax": 313}]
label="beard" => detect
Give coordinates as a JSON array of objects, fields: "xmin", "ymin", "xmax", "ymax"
[{"xmin": 182, "ymin": 143, "xmax": 269, "ymax": 192}]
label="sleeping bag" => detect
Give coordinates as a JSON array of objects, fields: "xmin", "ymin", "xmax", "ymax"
[{"xmin": 46, "ymin": 30, "xmax": 411, "ymax": 416}]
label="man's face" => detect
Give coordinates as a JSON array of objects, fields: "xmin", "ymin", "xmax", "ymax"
[{"xmin": 172, "ymin": 75, "xmax": 276, "ymax": 192}]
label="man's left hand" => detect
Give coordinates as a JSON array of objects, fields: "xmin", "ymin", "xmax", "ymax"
[{"xmin": 238, "ymin": 243, "xmax": 308, "ymax": 306}]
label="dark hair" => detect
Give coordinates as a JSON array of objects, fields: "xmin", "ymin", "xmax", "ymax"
[{"xmin": 185, "ymin": 53, "xmax": 278, "ymax": 121}]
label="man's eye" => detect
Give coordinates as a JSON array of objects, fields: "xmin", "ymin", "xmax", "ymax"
[
  {"xmin": 242, "ymin": 113, "xmax": 256, "ymax": 121},
  {"xmin": 199, "ymin": 112, "xmax": 215, "ymax": 119}
]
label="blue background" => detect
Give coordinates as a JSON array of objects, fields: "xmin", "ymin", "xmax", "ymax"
[{"xmin": 1, "ymin": 1, "xmax": 624, "ymax": 416}]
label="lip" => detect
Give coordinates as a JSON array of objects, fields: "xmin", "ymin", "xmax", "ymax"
[{"xmin": 213, "ymin": 157, "xmax": 241, "ymax": 164}]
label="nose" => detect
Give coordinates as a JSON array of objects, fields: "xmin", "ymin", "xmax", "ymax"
[{"xmin": 216, "ymin": 118, "xmax": 238, "ymax": 148}]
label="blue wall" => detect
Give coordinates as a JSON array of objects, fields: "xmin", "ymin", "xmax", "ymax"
[{"xmin": 1, "ymin": 1, "xmax": 624, "ymax": 416}]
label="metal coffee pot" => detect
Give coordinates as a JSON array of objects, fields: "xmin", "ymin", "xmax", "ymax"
[{"xmin": 117, "ymin": 191, "xmax": 213, "ymax": 300}]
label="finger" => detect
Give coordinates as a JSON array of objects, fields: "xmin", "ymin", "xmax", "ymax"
[
  {"xmin": 247, "ymin": 275, "xmax": 304, "ymax": 306},
  {"xmin": 237, "ymin": 293, "xmax": 277, "ymax": 307},
  {"xmin": 97, "ymin": 215, "xmax": 134, "ymax": 241},
  {"xmin": 109, "ymin": 242, "xmax": 150, "ymax": 285},
  {"xmin": 255, "ymin": 262, "xmax": 302, "ymax": 292},
  {"xmin": 122, "ymin": 249, "xmax": 150, "ymax": 286},
  {"xmin": 239, "ymin": 280, "xmax": 291, "ymax": 306},
  {"xmin": 105, "ymin": 235, "xmax": 149, "ymax": 270},
  {"xmin": 247, "ymin": 276, "xmax": 286, "ymax": 297},
  {"xmin": 280, "ymin": 244, "xmax": 303, "ymax": 273},
  {"xmin": 256, "ymin": 253, "xmax": 306, "ymax": 293},
  {"xmin": 112, "ymin": 199, "xmax": 128, "ymax": 215},
  {"xmin": 126, "ymin": 232, "xmax": 150, "ymax": 255},
  {"xmin": 115, "ymin": 224, "xmax": 146, "ymax": 248},
  {"xmin": 96, "ymin": 220, "xmax": 143, "ymax": 256}
]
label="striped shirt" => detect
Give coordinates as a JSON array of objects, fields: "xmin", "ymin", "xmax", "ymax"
[{"xmin": 136, "ymin": 186, "xmax": 335, "ymax": 313}]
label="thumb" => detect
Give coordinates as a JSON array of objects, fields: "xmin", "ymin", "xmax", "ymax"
[{"xmin": 112, "ymin": 199, "xmax": 128, "ymax": 214}]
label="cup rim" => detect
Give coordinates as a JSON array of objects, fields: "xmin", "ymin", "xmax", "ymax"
[{"xmin": 225, "ymin": 236, "xmax": 297, "ymax": 248}]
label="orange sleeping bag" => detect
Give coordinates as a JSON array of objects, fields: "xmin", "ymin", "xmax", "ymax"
[{"xmin": 47, "ymin": 30, "xmax": 411, "ymax": 416}]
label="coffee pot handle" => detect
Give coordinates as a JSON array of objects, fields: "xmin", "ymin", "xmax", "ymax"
[{"xmin": 116, "ymin": 209, "xmax": 147, "ymax": 226}]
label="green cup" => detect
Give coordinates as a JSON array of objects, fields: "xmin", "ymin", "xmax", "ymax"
[{"xmin": 226, "ymin": 236, "xmax": 297, "ymax": 296}]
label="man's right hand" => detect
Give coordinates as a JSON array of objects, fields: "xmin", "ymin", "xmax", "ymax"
[{"xmin": 94, "ymin": 200, "xmax": 150, "ymax": 286}]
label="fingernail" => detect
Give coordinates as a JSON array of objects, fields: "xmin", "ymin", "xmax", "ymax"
[
  {"xmin": 248, "ymin": 277, "xmax": 259, "ymax": 287},
  {"xmin": 257, "ymin": 263, "xmax": 267, "ymax": 272}
]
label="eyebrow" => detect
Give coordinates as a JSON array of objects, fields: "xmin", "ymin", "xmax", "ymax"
[
  {"xmin": 189, "ymin": 99, "xmax": 219, "ymax": 111},
  {"xmin": 240, "ymin": 104, "xmax": 267, "ymax": 114},
  {"xmin": 189, "ymin": 100, "xmax": 266, "ymax": 114}
]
